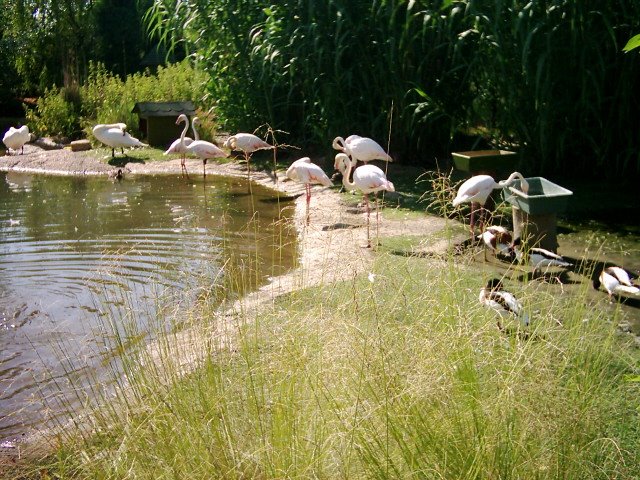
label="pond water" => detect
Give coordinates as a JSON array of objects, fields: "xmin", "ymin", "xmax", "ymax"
[{"xmin": 0, "ymin": 172, "xmax": 297, "ymax": 441}]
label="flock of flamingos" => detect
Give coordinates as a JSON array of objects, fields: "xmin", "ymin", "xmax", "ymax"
[{"xmin": 3, "ymin": 117, "xmax": 639, "ymax": 333}]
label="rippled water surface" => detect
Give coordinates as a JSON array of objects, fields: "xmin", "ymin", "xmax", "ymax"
[{"xmin": 0, "ymin": 172, "xmax": 296, "ymax": 440}]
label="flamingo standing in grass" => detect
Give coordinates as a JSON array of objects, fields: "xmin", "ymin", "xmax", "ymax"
[
  {"xmin": 92, "ymin": 123, "xmax": 147, "ymax": 158},
  {"xmin": 332, "ymin": 135, "xmax": 393, "ymax": 164},
  {"xmin": 334, "ymin": 152, "xmax": 394, "ymax": 248},
  {"xmin": 286, "ymin": 157, "xmax": 333, "ymax": 225},
  {"xmin": 3, "ymin": 125, "xmax": 30, "ymax": 155},
  {"xmin": 223, "ymin": 133, "xmax": 274, "ymax": 184},
  {"xmin": 180, "ymin": 122, "xmax": 227, "ymax": 178},
  {"xmin": 452, "ymin": 172, "xmax": 529, "ymax": 237},
  {"xmin": 164, "ymin": 114, "xmax": 199, "ymax": 176}
]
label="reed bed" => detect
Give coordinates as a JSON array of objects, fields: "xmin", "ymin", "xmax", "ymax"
[{"xmin": 145, "ymin": 0, "xmax": 640, "ymax": 177}]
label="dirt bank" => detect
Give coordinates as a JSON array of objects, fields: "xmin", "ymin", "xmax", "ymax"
[{"xmin": 0, "ymin": 145, "xmax": 456, "ymax": 465}]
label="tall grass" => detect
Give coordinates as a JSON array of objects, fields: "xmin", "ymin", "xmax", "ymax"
[
  {"xmin": 145, "ymin": 0, "xmax": 640, "ymax": 178},
  {"xmin": 19, "ymin": 241, "xmax": 639, "ymax": 478}
]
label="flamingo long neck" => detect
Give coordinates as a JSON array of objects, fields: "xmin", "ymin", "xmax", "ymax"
[
  {"xmin": 498, "ymin": 171, "xmax": 529, "ymax": 193},
  {"xmin": 332, "ymin": 137, "xmax": 346, "ymax": 152},
  {"xmin": 191, "ymin": 117, "xmax": 199, "ymax": 141},
  {"xmin": 340, "ymin": 159, "xmax": 358, "ymax": 192},
  {"xmin": 179, "ymin": 117, "xmax": 189, "ymax": 149}
]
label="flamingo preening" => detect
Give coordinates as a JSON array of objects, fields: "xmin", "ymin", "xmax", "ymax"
[
  {"xmin": 223, "ymin": 133, "xmax": 274, "ymax": 184},
  {"xmin": 334, "ymin": 152, "xmax": 395, "ymax": 248},
  {"xmin": 285, "ymin": 157, "xmax": 333, "ymax": 225},
  {"xmin": 164, "ymin": 114, "xmax": 199, "ymax": 176},
  {"xmin": 332, "ymin": 135, "xmax": 393, "ymax": 164},
  {"xmin": 452, "ymin": 172, "xmax": 529, "ymax": 236},
  {"xmin": 92, "ymin": 123, "xmax": 147, "ymax": 158},
  {"xmin": 2, "ymin": 125, "xmax": 30, "ymax": 155},
  {"xmin": 593, "ymin": 266, "xmax": 640, "ymax": 302}
]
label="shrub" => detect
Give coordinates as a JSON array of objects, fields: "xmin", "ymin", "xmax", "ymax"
[{"xmin": 25, "ymin": 86, "xmax": 81, "ymax": 140}]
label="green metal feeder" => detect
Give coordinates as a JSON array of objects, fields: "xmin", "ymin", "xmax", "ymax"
[
  {"xmin": 502, "ymin": 177, "xmax": 573, "ymax": 252},
  {"xmin": 452, "ymin": 149, "xmax": 519, "ymax": 176}
]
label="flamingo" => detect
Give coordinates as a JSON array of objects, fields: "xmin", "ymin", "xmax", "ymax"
[
  {"xmin": 180, "ymin": 123, "xmax": 227, "ymax": 178},
  {"xmin": 593, "ymin": 266, "xmax": 639, "ymax": 302},
  {"xmin": 164, "ymin": 114, "xmax": 198, "ymax": 175},
  {"xmin": 285, "ymin": 157, "xmax": 333, "ymax": 225},
  {"xmin": 92, "ymin": 123, "xmax": 147, "ymax": 158},
  {"xmin": 477, "ymin": 225, "xmax": 514, "ymax": 261},
  {"xmin": 479, "ymin": 278, "xmax": 530, "ymax": 332},
  {"xmin": 3, "ymin": 125, "xmax": 30, "ymax": 155},
  {"xmin": 332, "ymin": 135, "xmax": 393, "ymax": 164},
  {"xmin": 223, "ymin": 133, "xmax": 274, "ymax": 183},
  {"xmin": 452, "ymin": 172, "xmax": 529, "ymax": 236},
  {"xmin": 334, "ymin": 152, "xmax": 395, "ymax": 248}
]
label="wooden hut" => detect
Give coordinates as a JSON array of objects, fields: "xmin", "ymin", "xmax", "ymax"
[{"xmin": 132, "ymin": 101, "xmax": 196, "ymax": 148}]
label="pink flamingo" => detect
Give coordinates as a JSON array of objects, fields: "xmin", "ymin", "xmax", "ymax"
[
  {"xmin": 164, "ymin": 114, "xmax": 199, "ymax": 176},
  {"xmin": 223, "ymin": 133, "xmax": 274, "ymax": 183},
  {"xmin": 334, "ymin": 152, "xmax": 395, "ymax": 247},
  {"xmin": 332, "ymin": 135, "xmax": 393, "ymax": 164},
  {"xmin": 285, "ymin": 157, "xmax": 333, "ymax": 225},
  {"xmin": 179, "ymin": 122, "xmax": 227, "ymax": 178},
  {"xmin": 452, "ymin": 172, "xmax": 529, "ymax": 237}
]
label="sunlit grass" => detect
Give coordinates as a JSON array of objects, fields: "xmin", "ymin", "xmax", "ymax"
[{"xmin": 16, "ymin": 239, "xmax": 640, "ymax": 479}]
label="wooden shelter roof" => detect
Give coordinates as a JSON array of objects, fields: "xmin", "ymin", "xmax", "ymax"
[{"xmin": 132, "ymin": 101, "xmax": 196, "ymax": 117}]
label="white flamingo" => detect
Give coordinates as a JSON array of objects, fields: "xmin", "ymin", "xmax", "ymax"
[
  {"xmin": 164, "ymin": 114, "xmax": 199, "ymax": 175},
  {"xmin": 332, "ymin": 135, "xmax": 393, "ymax": 164},
  {"xmin": 452, "ymin": 172, "xmax": 529, "ymax": 235},
  {"xmin": 479, "ymin": 278, "xmax": 530, "ymax": 332},
  {"xmin": 223, "ymin": 133, "xmax": 274, "ymax": 183},
  {"xmin": 92, "ymin": 123, "xmax": 147, "ymax": 158},
  {"xmin": 334, "ymin": 152, "xmax": 395, "ymax": 248},
  {"xmin": 3, "ymin": 125, "xmax": 30, "ymax": 155},
  {"xmin": 593, "ymin": 266, "xmax": 639, "ymax": 302},
  {"xmin": 180, "ymin": 122, "xmax": 227, "ymax": 178},
  {"xmin": 285, "ymin": 157, "xmax": 333, "ymax": 225}
]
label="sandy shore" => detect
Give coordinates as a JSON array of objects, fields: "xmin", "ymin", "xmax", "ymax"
[{"xmin": 0, "ymin": 145, "xmax": 457, "ymax": 464}]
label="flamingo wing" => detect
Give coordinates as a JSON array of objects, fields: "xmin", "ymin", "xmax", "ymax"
[
  {"xmin": 353, "ymin": 164, "xmax": 395, "ymax": 194},
  {"xmin": 187, "ymin": 140, "xmax": 228, "ymax": 159},
  {"xmin": 349, "ymin": 137, "xmax": 393, "ymax": 162},
  {"xmin": 452, "ymin": 175, "xmax": 496, "ymax": 206},
  {"xmin": 164, "ymin": 137, "xmax": 194, "ymax": 155}
]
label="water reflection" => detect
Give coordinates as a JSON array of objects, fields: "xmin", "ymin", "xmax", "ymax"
[{"xmin": 0, "ymin": 173, "xmax": 296, "ymax": 440}]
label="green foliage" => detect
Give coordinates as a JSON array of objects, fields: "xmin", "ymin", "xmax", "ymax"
[
  {"xmin": 146, "ymin": 0, "xmax": 640, "ymax": 178},
  {"xmin": 25, "ymin": 87, "xmax": 81, "ymax": 139},
  {"xmin": 623, "ymin": 34, "xmax": 640, "ymax": 52},
  {"xmin": 80, "ymin": 60, "xmax": 209, "ymax": 139}
]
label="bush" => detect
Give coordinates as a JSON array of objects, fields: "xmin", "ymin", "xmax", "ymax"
[
  {"xmin": 25, "ymin": 86, "xmax": 81, "ymax": 140},
  {"xmin": 80, "ymin": 60, "xmax": 210, "ymax": 141}
]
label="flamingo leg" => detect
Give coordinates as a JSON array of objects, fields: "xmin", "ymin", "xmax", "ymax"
[
  {"xmin": 364, "ymin": 193, "xmax": 371, "ymax": 248},
  {"xmin": 375, "ymin": 193, "xmax": 380, "ymax": 244},
  {"xmin": 470, "ymin": 202, "xmax": 476, "ymax": 240},
  {"xmin": 305, "ymin": 184, "xmax": 312, "ymax": 225},
  {"xmin": 203, "ymin": 159, "xmax": 207, "ymax": 178}
]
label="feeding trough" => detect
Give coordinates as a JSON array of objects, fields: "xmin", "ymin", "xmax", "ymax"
[
  {"xmin": 452, "ymin": 149, "xmax": 518, "ymax": 176},
  {"xmin": 502, "ymin": 177, "xmax": 573, "ymax": 252}
]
